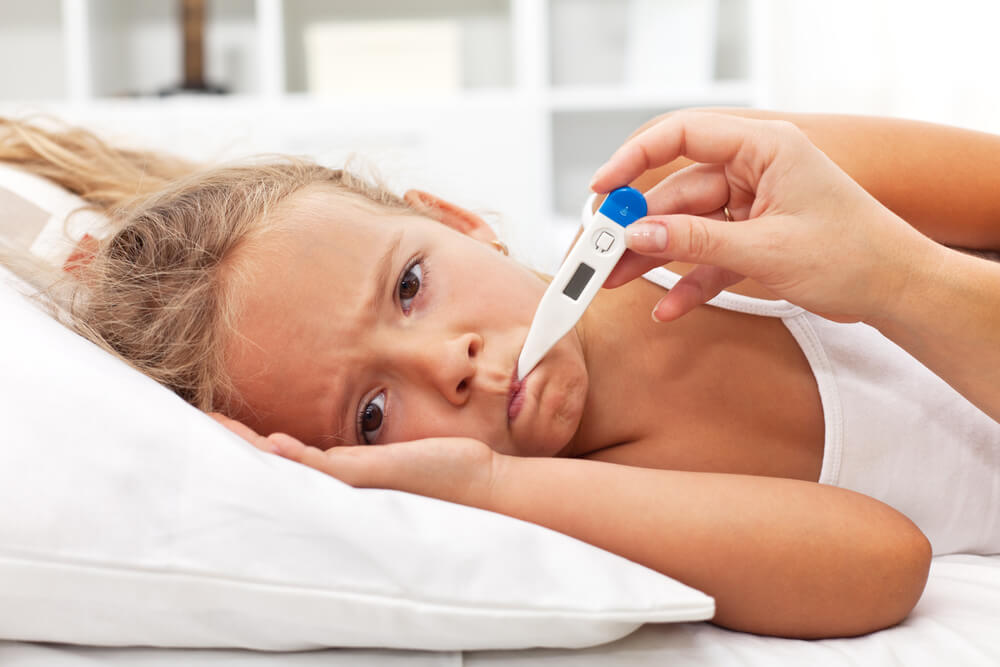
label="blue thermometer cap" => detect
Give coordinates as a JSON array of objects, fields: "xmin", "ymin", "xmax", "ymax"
[{"xmin": 597, "ymin": 186, "xmax": 647, "ymax": 227}]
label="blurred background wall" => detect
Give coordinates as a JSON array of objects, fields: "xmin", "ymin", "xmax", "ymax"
[
  {"xmin": 761, "ymin": 1, "xmax": 1000, "ymax": 134},
  {"xmin": 1, "ymin": 0, "xmax": 996, "ymax": 270}
]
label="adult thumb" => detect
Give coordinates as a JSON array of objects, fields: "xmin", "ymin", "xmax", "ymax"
[{"xmin": 626, "ymin": 214, "xmax": 763, "ymax": 277}]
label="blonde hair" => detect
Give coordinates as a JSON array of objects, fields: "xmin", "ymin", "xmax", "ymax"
[{"xmin": 0, "ymin": 116, "xmax": 417, "ymax": 412}]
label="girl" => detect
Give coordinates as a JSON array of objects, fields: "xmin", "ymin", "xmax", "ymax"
[{"xmin": 2, "ymin": 112, "xmax": 997, "ymax": 640}]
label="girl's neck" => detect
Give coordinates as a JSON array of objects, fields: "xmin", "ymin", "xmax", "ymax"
[{"xmin": 560, "ymin": 282, "xmax": 659, "ymax": 458}]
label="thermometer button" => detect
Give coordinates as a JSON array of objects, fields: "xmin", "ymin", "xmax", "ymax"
[{"xmin": 594, "ymin": 230, "xmax": 615, "ymax": 253}]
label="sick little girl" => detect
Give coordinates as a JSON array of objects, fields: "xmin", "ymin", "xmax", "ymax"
[{"xmin": 2, "ymin": 112, "xmax": 997, "ymax": 639}]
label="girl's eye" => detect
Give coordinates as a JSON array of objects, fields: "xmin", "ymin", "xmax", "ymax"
[
  {"xmin": 358, "ymin": 392, "xmax": 386, "ymax": 444},
  {"xmin": 398, "ymin": 262, "xmax": 422, "ymax": 312}
]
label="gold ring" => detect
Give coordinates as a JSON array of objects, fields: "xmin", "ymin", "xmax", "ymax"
[
  {"xmin": 490, "ymin": 239, "xmax": 509, "ymax": 256},
  {"xmin": 723, "ymin": 205, "xmax": 734, "ymax": 222}
]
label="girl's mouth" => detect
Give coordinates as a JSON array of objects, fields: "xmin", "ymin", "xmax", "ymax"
[{"xmin": 508, "ymin": 369, "xmax": 527, "ymax": 422}]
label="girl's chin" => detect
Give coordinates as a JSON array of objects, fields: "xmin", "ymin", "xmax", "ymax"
[
  {"xmin": 499, "ymin": 330, "xmax": 588, "ymax": 457},
  {"xmin": 511, "ymin": 378, "xmax": 586, "ymax": 457}
]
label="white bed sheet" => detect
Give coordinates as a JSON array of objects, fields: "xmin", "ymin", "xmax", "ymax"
[{"xmin": 3, "ymin": 554, "xmax": 998, "ymax": 666}]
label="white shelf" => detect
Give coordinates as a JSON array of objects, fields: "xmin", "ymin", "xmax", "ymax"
[
  {"xmin": 0, "ymin": 0, "xmax": 760, "ymax": 269},
  {"xmin": 0, "ymin": 2, "xmax": 67, "ymax": 100},
  {"xmin": 255, "ymin": 0, "xmax": 286, "ymax": 97},
  {"xmin": 2, "ymin": 1, "xmax": 757, "ymax": 100}
]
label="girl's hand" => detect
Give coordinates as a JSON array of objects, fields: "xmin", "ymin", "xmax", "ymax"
[
  {"xmin": 593, "ymin": 110, "xmax": 940, "ymax": 324},
  {"xmin": 209, "ymin": 413, "xmax": 500, "ymax": 508}
]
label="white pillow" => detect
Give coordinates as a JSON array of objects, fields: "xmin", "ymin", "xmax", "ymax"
[{"xmin": 0, "ymin": 261, "xmax": 713, "ymax": 650}]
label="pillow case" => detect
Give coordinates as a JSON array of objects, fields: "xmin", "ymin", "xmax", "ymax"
[
  {"xmin": 0, "ymin": 162, "xmax": 107, "ymax": 264},
  {"xmin": 0, "ymin": 264, "xmax": 713, "ymax": 649}
]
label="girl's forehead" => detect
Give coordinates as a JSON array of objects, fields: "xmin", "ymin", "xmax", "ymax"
[
  {"xmin": 255, "ymin": 199, "xmax": 406, "ymax": 263},
  {"xmin": 274, "ymin": 184, "xmax": 409, "ymax": 228}
]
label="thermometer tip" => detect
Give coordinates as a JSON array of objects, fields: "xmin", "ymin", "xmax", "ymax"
[{"xmin": 516, "ymin": 353, "xmax": 535, "ymax": 383}]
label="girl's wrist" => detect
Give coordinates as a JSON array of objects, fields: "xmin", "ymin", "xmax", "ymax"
[{"xmin": 478, "ymin": 451, "xmax": 516, "ymax": 514}]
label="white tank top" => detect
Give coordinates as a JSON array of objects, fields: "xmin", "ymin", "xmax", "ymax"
[{"xmin": 642, "ymin": 267, "xmax": 1000, "ymax": 556}]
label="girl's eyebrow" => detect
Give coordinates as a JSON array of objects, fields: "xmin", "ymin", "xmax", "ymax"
[{"xmin": 369, "ymin": 231, "xmax": 404, "ymax": 313}]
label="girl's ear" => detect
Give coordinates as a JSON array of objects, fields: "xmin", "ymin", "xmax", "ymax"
[{"xmin": 403, "ymin": 189, "xmax": 497, "ymax": 243}]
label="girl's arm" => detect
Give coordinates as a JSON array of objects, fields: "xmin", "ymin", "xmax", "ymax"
[
  {"xmin": 487, "ymin": 452, "xmax": 930, "ymax": 639},
  {"xmin": 215, "ymin": 416, "xmax": 931, "ymax": 640},
  {"xmin": 622, "ymin": 109, "xmax": 1000, "ymax": 250}
]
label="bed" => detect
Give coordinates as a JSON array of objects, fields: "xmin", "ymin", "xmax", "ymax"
[
  {"xmin": 1, "ymin": 554, "xmax": 999, "ymax": 665},
  {"xmin": 3, "ymin": 163, "xmax": 999, "ymax": 667}
]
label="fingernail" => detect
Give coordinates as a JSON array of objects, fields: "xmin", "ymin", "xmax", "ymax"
[
  {"xmin": 589, "ymin": 163, "xmax": 610, "ymax": 189},
  {"xmin": 627, "ymin": 222, "xmax": 667, "ymax": 252},
  {"xmin": 651, "ymin": 307, "xmax": 662, "ymax": 323}
]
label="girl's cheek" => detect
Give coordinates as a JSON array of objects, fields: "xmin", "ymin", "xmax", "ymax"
[{"xmin": 386, "ymin": 391, "xmax": 431, "ymax": 443}]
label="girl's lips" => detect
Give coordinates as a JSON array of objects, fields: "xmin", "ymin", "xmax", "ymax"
[{"xmin": 508, "ymin": 370, "xmax": 527, "ymax": 422}]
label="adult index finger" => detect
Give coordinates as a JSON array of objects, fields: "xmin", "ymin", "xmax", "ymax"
[{"xmin": 590, "ymin": 111, "xmax": 765, "ymax": 193}]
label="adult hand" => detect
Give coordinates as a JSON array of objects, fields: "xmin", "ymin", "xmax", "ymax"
[
  {"xmin": 593, "ymin": 110, "xmax": 940, "ymax": 324},
  {"xmin": 210, "ymin": 413, "xmax": 501, "ymax": 508}
]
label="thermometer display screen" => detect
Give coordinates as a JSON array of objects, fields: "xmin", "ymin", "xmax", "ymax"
[{"xmin": 562, "ymin": 262, "xmax": 595, "ymax": 300}]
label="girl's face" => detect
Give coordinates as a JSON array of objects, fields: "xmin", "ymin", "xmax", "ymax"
[{"xmin": 224, "ymin": 186, "xmax": 589, "ymax": 457}]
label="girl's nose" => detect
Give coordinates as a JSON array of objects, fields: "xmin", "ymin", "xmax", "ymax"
[{"xmin": 409, "ymin": 332, "xmax": 482, "ymax": 406}]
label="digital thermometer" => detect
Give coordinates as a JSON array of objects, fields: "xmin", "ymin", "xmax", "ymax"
[{"xmin": 516, "ymin": 187, "xmax": 647, "ymax": 380}]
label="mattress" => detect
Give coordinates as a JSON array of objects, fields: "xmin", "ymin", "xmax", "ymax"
[{"xmin": 2, "ymin": 554, "xmax": 997, "ymax": 666}]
